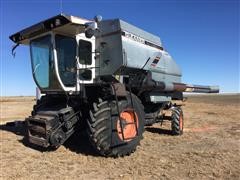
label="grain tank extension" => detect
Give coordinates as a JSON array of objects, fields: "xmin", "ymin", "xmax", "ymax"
[{"xmin": 9, "ymin": 14, "xmax": 219, "ymax": 157}]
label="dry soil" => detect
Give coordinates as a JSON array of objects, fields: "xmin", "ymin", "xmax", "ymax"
[{"xmin": 0, "ymin": 94, "xmax": 240, "ymax": 180}]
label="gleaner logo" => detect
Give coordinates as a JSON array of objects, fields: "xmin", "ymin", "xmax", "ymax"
[
  {"xmin": 151, "ymin": 55, "xmax": 162, "ymax": 67},
  {"xmin": 122, "ymin": 31, "xmax": 164, "ymax": 51},
  {"xmin": 124, "ymin": 31, "xmax": 145, "ymax": 44}
]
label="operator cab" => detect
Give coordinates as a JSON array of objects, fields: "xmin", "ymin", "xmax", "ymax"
[{"xmin": 10, "ymin": 14, "xmax": 96, "ymax": 93}]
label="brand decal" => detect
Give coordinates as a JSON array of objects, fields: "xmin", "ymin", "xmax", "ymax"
[
  {"xmin": 124, "ymin": 31, "xmax": 145, "ymax": 44},
  {"xmin": 151, "ymin": 55, "xmax": 161, "ymax": 67},
  {"xmin": 122, "ymin": 31, "xmax": 164, "ymax": 51}
]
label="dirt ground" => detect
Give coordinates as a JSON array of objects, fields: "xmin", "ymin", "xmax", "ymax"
[{"xmin": 0, "ymin": 94, "xmax": 240, "ymax": 180}]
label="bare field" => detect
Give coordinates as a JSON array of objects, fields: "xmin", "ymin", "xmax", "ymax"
[{"xmin": 0, "ymin": 95, "xmax": 240, "ymax": 179}]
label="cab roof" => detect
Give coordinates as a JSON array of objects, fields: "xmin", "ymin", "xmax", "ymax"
[{"xmin": 9, "ymin": 14, "xmax": 92, "ymax": 44}]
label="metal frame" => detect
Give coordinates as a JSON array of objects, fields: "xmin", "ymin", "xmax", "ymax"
[
  {"xmin": 112, "ymin": 83, "xmax": 138, "ymax": 141},
  {"xmin": 76, "ymin": 33, "xmax": 96, "ymax": 84}
]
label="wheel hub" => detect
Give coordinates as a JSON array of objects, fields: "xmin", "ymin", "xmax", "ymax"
[{"xmin": 117, "ymin": 109, "xmax": 139, "ymax": 141}]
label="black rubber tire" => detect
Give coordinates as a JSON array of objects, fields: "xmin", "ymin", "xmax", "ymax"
[
  {"xmin": 86, "ymin": 93, "xmax": 145, "ymax": 157},
  {"xmin": 171, "ymin": 106, "xmax": 184, "ymax": 135}
]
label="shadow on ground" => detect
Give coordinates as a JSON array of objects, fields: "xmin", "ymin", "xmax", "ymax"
[
  {"xmin": 0, "ymin": 120, "xmax": 98, "ymax": 156},
  {"xmin": 64, "ymin": 131, "xmax": 99, "ymax": 156},
  {"xmin": 1, "ymin": 120, "xmax": 174, "ymax": 156},
  {"xmin": 0, "ymin": 120, "xmax": 26, "ymax": 136},
  {"xmin": 145, "ymin": 127, "xmax": 173, "ymax": 135}
]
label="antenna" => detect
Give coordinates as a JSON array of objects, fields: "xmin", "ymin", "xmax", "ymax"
[{"xmin": 60, "ymin": 0, "xmax": 63, "ymax": 14}]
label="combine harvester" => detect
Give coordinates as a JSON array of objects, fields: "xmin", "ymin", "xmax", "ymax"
[{"xmin": 10, "ymin": 14, "xmax": 219, "ymax": 157}]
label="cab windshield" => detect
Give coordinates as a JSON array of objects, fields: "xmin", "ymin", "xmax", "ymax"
[
  {"xmin": 30, "ymin": 35, "xmax": 60, "ymax": 89},
  {"xmin": 30, "ymin": 34, "xmax": 89, "ymax": 91}
]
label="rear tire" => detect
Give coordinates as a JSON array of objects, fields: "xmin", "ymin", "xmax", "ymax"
[
  {"xmin": 86, "ymin": 93, "xmax": 145, "ymax": 157},
  {"xmin": 171, "ymin": 106, "xmax": 184, "ymax": 135}
]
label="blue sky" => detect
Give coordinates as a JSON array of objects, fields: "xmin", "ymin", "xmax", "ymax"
[{"xmin": 0, "ymin": 0, "xmax": 239, "ymax": 96}]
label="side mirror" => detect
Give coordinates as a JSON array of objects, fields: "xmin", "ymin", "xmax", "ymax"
[
  {"xmin": 84, "ymin": 22, "xmax": 97, "ymax": 39},
  {"xmin": 85, "ymin": 28, "xmax": 95, "ymax": 38},
  {"xmin": 84, "ymin": 15, "xmax": 102, "ymax": 39}
]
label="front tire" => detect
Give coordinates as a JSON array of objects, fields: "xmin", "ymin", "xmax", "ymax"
[
  {"xmin": 86, "ymin": 93, "xmax": 145, "ymax": 157},
  {"xmin": 171, "ymin": 106, "xmax": 184, "ymax": 135}
]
